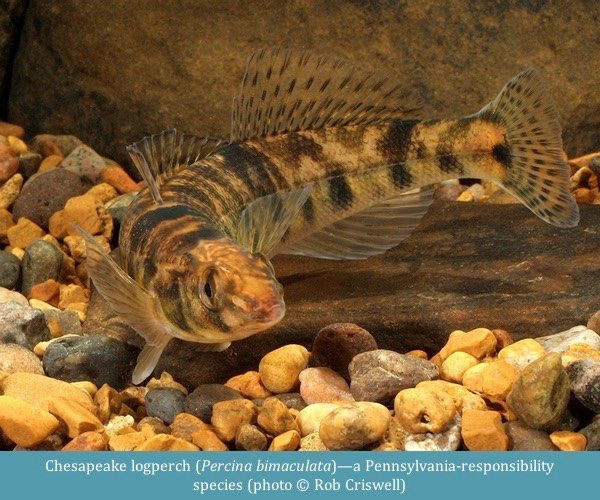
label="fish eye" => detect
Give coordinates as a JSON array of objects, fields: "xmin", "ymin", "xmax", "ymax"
[{"xmin": 200, "ymin": 271, "xmax": 217, "ymax": 309}]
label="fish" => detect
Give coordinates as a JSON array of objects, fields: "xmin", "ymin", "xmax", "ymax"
[{"xmin": 77, "ymin": 48, "xmax": 579, "ymax": 384}]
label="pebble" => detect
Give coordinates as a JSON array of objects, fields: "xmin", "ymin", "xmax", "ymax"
[
  {"xmin": 349, "ymin": 349, "xmax": 439, "ymax": 404},
  {"xmin": 498, "ymin": 338, "xmax": 545, "ymax": 360},
  {"xmin": 104, "ymin": 414, "xmax": 135, "ymax": 437},
  {"xmin": 225, "ymin": 371, "xmax": 272, "ymax": 399},
  {"xmin": 0, "ymin": 301, "xmax": 51, "ymax": 348},
  {"xmin": 565, "ymin": 359, "xmax": 600, "ymax": 413},
  {"xmin": 100, "ymin": 165, "xmax": 139, "ymax": 193},
  {"xmin": 438, "ymin": 328, "xmax": 497, "ymax": 361},
  {"xmin": 549, "ymin": 430, "xmax": 587, "ymax": 451},
  {"xmin": 235, "ymin": 423, "xmax": 268, "ymax": 451},
  {"xmin": 43, "ymin": 335, "xmax": 138, "ymax": 389},
  {"xmin": 0, "ymin": 395, "xmax": 60, "ymax": 448},
  {"xmin": 62, "ymin": 193, "xmax": 113, "ymax": 237},
  {"xmin": 135, "ymin": 433, "xmax": 199, "ymax": 451},
  {"xmin": 0, "ymin": 173, "xmax": 23, "ymax": 209},
  {"xmin": 0, "ymin": 372, "xmax": 94, "ymax": 411},
  {"xmin": 17, "ymin": 151, "xmax": 43, "ymax": 178},
  {"xmin": 309, "ymin": 323, "xmax": 378, "ymax": 379},
  {"xmin": 319, "ymin": 402, "xmax": 390, "ymax": 451},
  {"xmin": 183, "ymin": 384, "xmax": 244, "ymax": 423},
  {"xmin": 47, "ymin": 396, "xmax": 104, "ymax": 438},
  {"xmin": 0, "ymin": 343, "xmax": 44, "ymax": 374},
  {"xmin": 536, "ymin": 325, "xmax": 600, "ymax": 353},
  {"xmin": 578, "ymin": 418, "xmax": 600, "ymax": 451},
  {"xmin": 144, "ymin": 388, "xmax": 186, "ymax": 425},
  {"xmin": 42, "ymin": 309, "xmax": 82, "ymax": 337},
  {"xmin": 481, "ymin": 361, "xmax": 521, "ymax": 400},
  {"xmin": 296, "ymin": 403, "xmax": 340, "ymax": 436},
  {"xmin": 211, "ymin": 399, "xmax": 257, "ymax": 442},
  {"xmin": 416, "ymin": 380, "xmax": 486, "ymax": 412},
  {"xmin": 503, "ymin": 420, "xmax": 558, "ymax": 451},
  {"xmin": 0, "ymin": 252, "xmax": 21, "ymax": 289},
  {"xmin": 20, "ymin": 239, "xmax": 63, "ymax": 296},
  {"xmin": 461, "ymin": 362, "xmax": 487, "ymax": 393},
  {"xmin": 394, "ymin": 387, "xmax": 457, "ymax": 434},
  {"xmin": 269, "ymin": 430, "xmax": 301, "ymax": 451},
  {"xmin": 169, "ymin": 413, "xmax": 209, "ymax": 442},
  {"xmin": 62, "ymin": 431, "xmax": 108, "ymax": 451},
  {"xmin": 191, "ymin": 428, "xmax": 229, "ymax": 451},
  {"xmin": 86, "ymin": 182, "xmax": 119, "ymax": 204},
  {"xmin": 258, "ymin": 344, "xmax": 310, "ymax": 393},
  {"xmin": 461, "ymin": 410, "xmax": 509, "ymax": 451},
  {"xmin": 29, "ymin": 134, "xmax": 83, "ymax": 158},
  {"xmin": 108, "ymin": 432, "xmax": 146, "ymax": 451},
  {"xmin": 137, "ymin": 416, "xmax": 169, "ymax": 439},
  {"xmin": 0, "ymin": 287, "xmax": 28, "ymax": 305},
  {"xmin": 0, "ymin": 208, "xmax": 14, "ymax": 243},
  {"xmin": 146, "ymin": 372, "xmax": 188, "ymax": 395},
  {"xmin": 299, "ymin": 432, "xmax": 328, "ymax": 451},
  {"xmin": 60, "ymin": 144, "xmax": 106, "ymax": 183},
  {"xmin": 7, "ymin": 217, "xmax": 45, "ymax": 249},
  {"xmin": 506, "ymin": 353, "xmax": 570, "ymax": 431},
  {"xmin": 12, "ymin": 169, "xmax": 88, "ymax": 229},
  {"xmin": 0, "ymin": 143, "xmax": 19, "ymax": 182},
  {"xmin": 439, "ymin": 351, "xmax": 479, "ymax": 383},
  {"xmin": 404, "ymin": 415, "xmax": 462, "ymax": 451},
  {"xmin": 0, "ymin": 121, "xmax": 25, "ymax": 138},
  {"xmin": 588, "ymin": 310, "xmax": 600, "ymax": 335},
  {"xmin": 256, "ymin": 396, "xmax": 300, "ymax": 436},
  {"xmin": 257, "ymin": 392, "xmax": 307, "ymax": 412},
  {"xmin": 28, "ymin": 278, "xmax": 60, "ymax": 306},
  {"xmin": 299, "ymin": 367, "xmax": 354, "ymax": 404},
  {"xmin": 562, "ymin": 344, "xmax": 600, "ymax": 366},
  {"xmin": 38, "ymin": 154, "xmax": 63, "ymax": 173}
]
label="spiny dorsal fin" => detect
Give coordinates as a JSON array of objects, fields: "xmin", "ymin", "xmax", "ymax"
[
  {"xmin": 231, "ymin": 184, "xmax": 313, "ymax": 256},
  {"xmin": 231, "ymin": 48, "xmax": 423, "ymax": 142},
  {"xmin": 126, "ymin": 128, "xmax": 227, "ymax": 204},
  {"xmin": 279, "ymin": 185, "xmax": 435, "ymax": 260}
]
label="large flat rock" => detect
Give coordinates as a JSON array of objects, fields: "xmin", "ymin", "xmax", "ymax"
[{"xmin": 84, "ymin": 202, "xmax": 600, "ymax": 388}]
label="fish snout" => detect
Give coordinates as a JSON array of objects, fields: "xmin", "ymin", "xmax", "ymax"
[{"xmin": 231, "ymin": 294, "xmax": 285, "ymax": 324}]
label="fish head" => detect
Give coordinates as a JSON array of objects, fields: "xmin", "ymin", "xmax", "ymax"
[{"xmin": 153, "ymin": 240, "xmax": 285, "ymax": 343}]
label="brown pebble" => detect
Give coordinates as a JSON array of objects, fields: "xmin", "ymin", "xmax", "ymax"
[
  {"xmin": 405, "ymin": 349, "xmax": 428, "ymax": 359},
  {"xmin": 0, "ymin": 208, "xmax": 15, "ymax": 241},
  {"xmin": 135, "ymin": 433, "xmax": 199, "ymax": 451},
  {"xmin": 257, "ymin": 396, "xmax": 300, "ymax": 436},
  {"xmin": 7, "ymin": 217, "xmax": 45, "ymax": 248},
  {"xmin": 0, "ymin": 121, "xmax": 25, "ymax": 139},
  {"xmin": 211, "ymin": 399, "xmax": 257, "ymax": 442},
  {"xmin": 481, "ymin": 361, "xmax": 520, "ymax": 400},
  {"xmin": 235, "ymin": 423, "xmax": 268, "ymax": 451},
  {"xmin": 394, "ymin": 387, "xmax": 456, "ymax": 434},
  {"xmin": 170, "ymin": 413, "xmax": 210, "ymax": 442},
  {"xmin": 109, "ymin": 432, "xmax": 147, "ymax": 451},
  {"xmin": 573, "ymin": 187, "xmax": 596, "ymax": 204},
  {"xmin": 0, "ymin": 173, "xmax": 22, "ymax": 210},
  {"xmin": 62, "ymin": 431, "xmax": 108, "ymax": 451},
  {"xmin": 491, "ymin": 329, "xmax": 514, "ymax": 350},
  {"xmin": 48, "ymin": 210, "xmax": 69, "ymax": 240},
  {"xmin": 86, "ymin": 183, "xmax": 118, "ymax": 203},
  {"xmin": 549, "ymin": 430, "xmax": 587, "ymax": 451},
  {"xmin": 27, "ymin": 279, "xmax": 60, "ymax": 306},
  {"xmin": 63, "ymin": 194, "xmax": 112, "ymax": 237},
  {"xmin": 438, "ymin": 328, "xmax": 497, "ymax": 361},
  {"xmin": 146, "ymin": 372, "xmax": 188, "ymax": 395},
  {"xmin": 94, "ymin": 384, "xmax": 123, "ymax": 423},
  {"xmin": 0, "ymin": 395, "xmax": 60, "ymax": 448},
  {"xmin": 461, "ymin": 409, "xmax": 509, "ymax": 451},
  {"xmin": 38, "ymin": 155, "xmax": 63, "ymax": 172},
  {"xmin": 299, "ymin": 432, "xmax": 328, "ymax": 451},
  {"xmin": 137, "ymin": 416, "xmax": 170, "ymax": 439},
  {"xmin": 100, "ymin": 165, "xmax": 139, "ymax": 194},
  {"xmin": 269, "ymin": 430, "xmax": 301, "ymax": 451},
  {"xmin": 191, "ymin": 429, "xmax": 229, "ymax": 451},
  {"xmin": 258, "ymin": 344, "xmax": 309, "ymax": 394},
  {"xmin": 47, "ymin": 397, "xmax": 104, "ymax": 438},
  {"xmin": 225, "ymin": 371, "xmax": 272, "ymax": 399}
]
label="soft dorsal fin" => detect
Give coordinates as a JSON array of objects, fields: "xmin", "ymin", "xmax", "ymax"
[
  {"xmin": 126, "ymin": 128, "xmax": 227, "ymax": 204},
  {"xmin": 231, "ymin": 184, "xmax": 313, "ymax": 256},
  {"xmin": 231, "ymin": 48, "xmax": 423, "ymax": 142},
  {"xmin": 279, "ymin": 185, "xmax": 435, "ymax": 260}
]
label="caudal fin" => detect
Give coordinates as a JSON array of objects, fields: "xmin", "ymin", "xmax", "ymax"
[{"xmin": 478, "ymin": 69, "xmax": 579, "ymax": 228}]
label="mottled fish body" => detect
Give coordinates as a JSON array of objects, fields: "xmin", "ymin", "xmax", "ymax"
[{"xmin": 78, "ymin": 49, "xmax": 578, "ymax": 384}]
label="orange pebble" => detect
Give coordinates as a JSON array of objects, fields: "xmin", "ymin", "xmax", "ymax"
[{"xmin": 100, "ymin": 166, "xmax": 139, "ymax": 194}]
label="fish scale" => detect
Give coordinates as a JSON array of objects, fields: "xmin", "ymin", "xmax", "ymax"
[{"xmin": 76, "ymin": 49, "xmax": 578, "ymax": 384}]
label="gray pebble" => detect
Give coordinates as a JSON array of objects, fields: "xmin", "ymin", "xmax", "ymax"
[
  {"xmin": 536, "ymin": 325, "xmax": 600, "ymax": 353},
  {"xmin": 145, "ymin": 388, "xmax": 186, "ymax": 425},
  {"xmin": 0, "ymin": 343, "xmax": 44, "ymax": 374},
  {"xmin": 579, "ymin": 418, "xmax": 600, "ymax": 451},
  {"xmin": 0, "ymin": 301, "xmax": 50, "ymax": 348},
  {"xmin": 184, "ymin": 384, "xmax": 243, "ymax": 423},
  {"xmin": 43, "ymin": 335, "xmax": 139, "ymax": 389},
  {"xmin": 61, "ymin": 144, "xmax": 106, "ymax": 184},
  {"xmin": 20, "ymin": 240, "xmax": 63, "ymax": 296},
  {"xmin": 349, "ymin": 349, "xmax": 439, "ymax": 404},
  {"xmin": 0, "ymin": 251, "xmax": 20, "ymax": 289},
  {"xmin": 566, "ymin": 358, "xmax": 600, "ymax": 413},
  {"xmin": 42, "ymin": 309, "xmax": 82, "ymax": 336}
]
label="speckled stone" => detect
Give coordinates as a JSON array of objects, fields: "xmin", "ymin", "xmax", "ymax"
[
  {"xmin": 43, "ymin": 335, "xmax": 138, "ymax": 389},
  {"xmin": 577, "ymin": 418, "xmax": 600, "ymax": 451},
  {"xmin": 12, "ymin": 168, "xmax": 88, "ymax": 230},
  {"xmin": 416, "ymin": 380, "xmax": 486, "ymax": 412},
  {"xmin": 145, "ymin": 388, "xmax": 186, "ymax": 425},
  {"xmin": 235, "ymin": 423, "xmax": 268, "ymax": 451},
  {"xmin": 504, "ymin": 421, "xmax": 558, "ymax": 451},
  {"xmin": 536, "ymin": 325, "xmax": 600, "ymax": 353},
  {"xmin": 0, "ymin": 301, "xmax": 50, "ymax": 348},
  {"xmin": 184, "ymin": 384, "xmax": 244, "ymax": 423},
  {"xmin": 506, "ymin": 353, "xmax": 570, "ymax": 431},
  {"xmin": 394, "ymin": 387, "xmax": 457, "ymax": 434},
  {"xmin": 256, "ymin": 396, "xmax": 300, "ymax": 436},
  {"xmin": 299, "ymin": 432, "xmax": 328, "ymax": 451},
  {"xmin": 169, "ymin": 412, "xmax": 209, "ymax": 442},
  {"xmin": 310, "ymin": 323, "xmax": 378, "ymax": 379},
  {"xmin": 297, "ymin": 403, "xmax": 340, "ymax": 436},
  {"xmin": 62, "ymin": 431, "xmax": 108, "ymax": 451},
  {"xmin": 299, "ymin": 367, "xmax": 354, "ymax": 404},
  {"xmin": 404, "ymin": 415, "xmax": 462, "ymax": 451},
  {"xmin": 211, "ymin": 399, "xmax": 258, "ymax": 442},
  {"xmin": 0, "ymin": 343, "xmax": 44, "ymax": 374},
  {"xmin": 319, "ymin": 402, "xmax": 390, "ymax": 451},
  {"xmin": 20, "ymin": 239, "xmax": 63, "ymax": 296},
  {"xmin": 60, "ymin": 144, "xmax": 106, "ymax": 184},
  {"xmin": 0, "ymin": 251, "xmax": 20, "ymax": 289},
  {"xmin": 258, "ymin": 344, "xmax": 310, "ymax": 394},
  {"xmin": 566, "ymin": 358, "xmax": 600, "ymax": 413},
  {"xmin": 349, "ymin": 349, "xmax": 439, "ymax": 404}
]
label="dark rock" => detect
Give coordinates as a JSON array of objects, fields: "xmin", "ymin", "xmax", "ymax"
[
  {"xmin": 28, "ymin": 134, "xmax": 83, "ymax": 158},
  {"xmin": 145, "ymin": 388, "xmax": 186, "ymax": 425},
  {"xmin": 12, "ymin": 169, "xmax": 88, "ymax": 230},
  {"xmin": 17, "ymin": 151, "xmax": 42, "ymax": 179},
  {"xmin": 0, "ymin": 0, "xmax": 26, "ymax": 106},
  {"xmin": 0, "ymin": 301, "xmax": 50, "ymax": 348},
  {"xmin": 0, "ymin": 250, "xmax": 20, "ymax": 289},
  {"xmin": 566, "ymin": 359, "xmax": 600, "ymax": 413},
  {"xmin": 42, "ymin": 335, "xmax": 139, "ymax": 389},
  {"xmin": 349, "ymin": 349, "xmax": 438, "ymax": 404},
  {"xmin": 183, "ymin": 384, "xmax": 243, "ymax": 423},
  {"xmin": 504, "ymin": 421, "xmax": 558, "ymax": 451},
  {"xmin": 506, "ymin": 353, "xmax": 571, "ymax": 431},
  {"xmin": 579, "ymin": 418, "xmax": 600, "ymax": 451},
  {"xmin": 0, "ymin": 342, "xmax": 44, "ymax": 374},
  {"xmin": 20, "ymin": 239, "xmax": 63, "ymax": 296},
  {"xmin": 310, "ymin": 323, "xmax": 378, "ymax": 379}
]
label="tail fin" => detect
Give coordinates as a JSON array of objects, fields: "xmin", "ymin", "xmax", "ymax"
[{"xmin": 478, "ymin": 69, "xmax": 579, "ymax": 228}]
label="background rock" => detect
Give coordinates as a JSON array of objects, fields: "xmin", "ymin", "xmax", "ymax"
[
  {"xmin": 6, "ymin": 0, "xmax": 600, "ymax": 167},
  {"xmin": 83, "ymin": 202, "xmax": 600, "ymax": 388},
  {"xmin": 0, "ymin": 0, "xmax": 26, "ymax": 113}
]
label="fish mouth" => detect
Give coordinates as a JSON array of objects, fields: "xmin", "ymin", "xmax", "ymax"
[{"xmin": 253, "ymin": 298, "xmax": 286, "ymax": 325}]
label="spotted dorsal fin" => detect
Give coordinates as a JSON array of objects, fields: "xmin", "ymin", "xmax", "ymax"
[
  {"xmin": 279, "ymin": 185, "xmax": 435, "ymax": 260},
  {"xmin": 126, "ymin": 128, "xmax": 227, "ymax": 204},
  {"xmin": 231, "ymin": 48, "xmax": 423, "ymax": 142}
]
